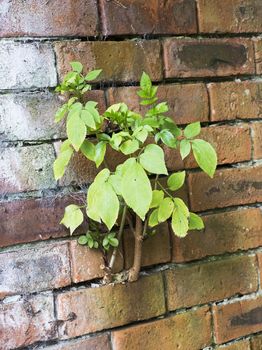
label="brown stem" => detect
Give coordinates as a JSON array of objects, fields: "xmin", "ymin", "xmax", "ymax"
[{"xmin": 128, "ymin": 215, "xmax": 143, "ymax": 282}]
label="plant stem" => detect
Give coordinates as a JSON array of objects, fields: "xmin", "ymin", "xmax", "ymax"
[
  {"xmin": 157, "ymin": 180, "xmax": 172, "ymax": 198},
  {"xmin": 128, "ymin": 215, "xmax": 143, "ymax": 282}
]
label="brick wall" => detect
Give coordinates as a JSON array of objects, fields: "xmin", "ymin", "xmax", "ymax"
[{"xmin": 0, "ymin": 1, "xmax": 261, "ymax": 349}]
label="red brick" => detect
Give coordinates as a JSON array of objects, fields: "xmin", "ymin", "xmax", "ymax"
[
  {"xmin": 100, "ymin": 0, "xmax": 197, "ymax": 35},
  {"xmin": 124, "ymin": 223, "xmax": 171, "ymax": 269},
  {"xmin": 112, "ymin": 306, "xmax": 211, "ymax": 350},
  {"xmin": 217, "ymin": 339, "xmax": 250, "ymax": 350},
  {"xmin": 185, "ymin": 125, "xmax": 252, "ymax": 168},
  {"xmin": 166, "ymin": 255, "xmax": 258, "ymax": 311},
  {"xmin": 0, "ymin": 293, "xmax": 56, "ymax": 349},
  {"xmin": 0, "ymin": 242, "xmax": 71, "ymax": 299},
  {"xmin": 188, "ymin": 166, "xmax": 262, "ymax": 212},
  {"xmin": 254, "ymin": 39, "xmax": 262, "ymax": 74},
  {"xmin": 173, "ymin": 208, "xmax": 262, "ymax": 263},
  {"xmin": 208, "ymin": 81, "xmax": 262, "ymax": 121},
  {"xmin": 56, "ymin": 274, "xmax": 165, "ymax": 338},
  {"xmin": 252, "ymin": 122, "xmax": 262, "ymax": 159},
  {"xmin": 107, "ymin": 83, "xmax": 209, "ymax": 125},
  {"xmin": 198, "ymin": 0, "xmax": 262, "ymax": 33},
  {"xmin": 55, "ymin": 40, "xmax": 162, "ymax": 83},
  {"xmin": 0, "ymin": 194, "xmax": 87, "ymax": 248},
  {"xmin": 163, "ymin": 38, "xmax": 255, "ymax": 78},
  {"xmin": 43, "ymin": 334, "xmax": 111, "ymax": 350},
  {"xmin": 0, "ymin": 0, "xmax": 98, "ymax": 37},
  {"xmin": 213, "ymin": 296, "xmax": 262, "ymax": 343},
  {"xmin": 258, "ymin": 253, "xmax": 262, "ymax": 286},
  {"xmin": 251, "ymin": 334, "xmax": 262, "ymax": 350}
]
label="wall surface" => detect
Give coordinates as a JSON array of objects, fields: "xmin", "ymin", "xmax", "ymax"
[{"xmin": 0, "ymin": 0, "xmax": 262, "ymax": 349}]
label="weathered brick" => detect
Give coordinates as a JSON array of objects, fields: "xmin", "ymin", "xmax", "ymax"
[
  {"xmin": 254, "ymin": 39, "xmax": 262, "ymax": 74},
  {"xmin": 55, "ymin": 40, "xmax": 162, "ymax": 83},
  {"xmin": 112, "ymin": 306, "xmax": 211, "ymax": 350},
  {"xmin": 213, "ymin": 296, "xmax": 262, "ymax": 343},
  {"xmin": 252, "ymin": 122, "xmax": 262, "ymax": 159},
  {"xmin": 107, "ymin": 83, "xmax": 209, "ymax": 125},
  {"xmin": 69, "ymin": 240, "xmax": 123, "ymax": 283},
  {"xmin": 163, "ymin": 38, "xmax": 255, "ymax": 78},
  {"xmin": 198, "ymin": 0, "xmax": 262, "ymax": 33},
  {"xmin": 188, "ymin": 166, "xmax": 262, "ymax": 212},
  {"xmin": 217, "ymin": 339, "xmax": 250, "ymax": 350},
  {"xmin": 208, "ymin": 81, "xmax": 262, "ymax": 121},
  {"xmin": 41, "ymin": 334, "xmax": 111, "ymax": 350},
  {"xmin": 0, "ymin": 242, "xmax": 71, "ymax": 298},
  {"xmin": 0, "ymin": 0, "xmax": 98, "ymax": 37},
  {"xmin": 0, "ymin": 90, "xmax": 105, "ymax": 141},
  {"xmin": 56, "ymin": 273, "xmax": 165, "ymax": 338},
  {"xmin": 0, "ymin": 193, "xmax": 87, "ymax": 248},
  {"xmin": 166, "ymin": 255, "xmax": 258, "ymax": 311},
  {"xmin": 185, "ymin": 125, "xmax": 252, "ymax": 168},
  {"xmin": 124, "ymin": 223, "xmax": 171, "ymax": 269},
  {"xmin": 0, "ymin": 293, "xmax": 56, "ymax": 349},
  {"xmin": 251, "ymin": 334, "xmax": 262, "ymax": 350},
  {"xmin": 100, "ymin": 0, "xmax": 197, "ymax": 36},
  {"xmin": 173, "ymin": 208, "xmax": 262, "ymax": 263},
  {"xmin": 258, "ymin": 253, "xmax": 262, "ymax": 286},
  {"xmin": 0, "ymin": 144, "xmax": 56, "ymax": 195},
  {"xmin": 0, "ymin": 42, "xmax": 57, "ymax": 90}
]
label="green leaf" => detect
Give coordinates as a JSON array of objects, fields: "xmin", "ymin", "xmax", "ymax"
[
  {"xmin": 160, "ymin": 130, "xmax": 177, "ymax": 148},
  {"xmin": 189, "ymin": 213, "xmax": 204, "ymax": 230},
  {"xmin": 184, "ymin": 122, "xmax": 201, "ymax": 139},
  {"xmin": 180, "ymin": 139, "xmax": 191, "ymax": 160},
  {"xmin": 60, "ymin": 139, "xmax": 72, "ymax": 152},
  {"xmin": 140, "ymin": 72, "xmax": 152, "ymax": 92},
  {"xmin": 121, "ymin": 158, "xmax": 152, "ymax": 220},
  {"xmin": 78, "ymin": 235, "xmax": 88, "ymax": 245},
  {"xmin": 53, "ymin": 148, "xmax": 73, "ymax": 180},
  {"xmin": 167, "ymin": 171, "xmax": 186, "ymax": 191},
  {"xmin": 150, "ymin": 190, "xmax": 164, "ymax": 208},
  {"xmin": 120, "ymin": 139, "xmax": 140, "ymax": 155},
  {"xmin": 108, "ymin": 237, "xmax": 119, "ymax": 247},
  {"xmin": 94, "ymin": 142, "xmax": 107, "ymax": 167},
  {"xmin": 134, "ymin": 128, "xmax": 148, "ymax": 143},
  {"xmin": 158, "ymin": 197, "xmax": 174, "ymax": 222},
  {"xmin": 85, "ymin": 69, "xmax": 102, "ymax": 81},
  {"xmin": 81, "ymin": 110, "xmax": 96, "ymax": 129},
  {"xmin": 139, "ymin": 144, "xmax": 168, "ymax": 175},
  {"xmin": 55, "ymin": 104, "xmax": 67, "ymax": 123},
  {"xmin": 80, "ymin": 140, "xmax": 95, "ymax": 161},
  {"xmin": 148, "ymin": 209, "xmax": 159, "ymax": 227},
  {"xmin": 60, "ymin": 204, "xmax": 84, "ymax": 235},
  {"xmin": 66, "ymin": 112, "xmax": 86, "ymax": 151},
  {"xmin": 171, "ymin": 198, "xmax": 189, "ymax": 238},
  {"xmin": 192, "ymin": 139, "xmax": 217, "ymax": 178},
  {"xmin": 70, "ymin": 61, "xmax": 83, "ymax": 73}
]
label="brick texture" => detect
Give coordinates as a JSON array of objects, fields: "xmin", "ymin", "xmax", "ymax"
[
  {"xmin": 163, "ymin": 38, "xmax": 255, "ymax": 78},
  {"xmin": 42, "ymin": 334, "xmax": 111, "ymax": 350},
  {"xmin": 254, "ymin": 39, "xmax": 262, "ymax": 74},
  {"xmin": 55, "ymin": 40, "xmax": 162, "ymax": 83},
  {"xmin": 0, "ymin": 293, "xmax": 56, "ymax": 350},
  {"xmin": 217, "ymin": 339, "xmax": 251, "ymax": 350},
  {"xmin": 213, "ymin": 296, "xmax": 262, "ymax": 343},
  {"xmin": 251, "ymin": 334, "xmax": 262, "ymax": 350},
  {"xmin": 198, "ymin": 0, "xmax": 262, "ymax": 33},
  {"xmin": 208, "ymin": 81, "xmax": 262, "ymax": 121},
  {"xmin": 172, "ymin": 208, "xmax": 262, "ymax": 262},
  {"xmin": 111, "ymin": 306, "xmax": 211, "ymax": 350},
  {"xmin": 0, "ymin": 0, "xmax": 98, "ymax": 37},
  {"xmin": 100, "ymin": 0, "xmax": 197, "ymax": 36},
  {"xmin": 56, "ymin": 274, "xmax": 165, "ymax": 338},
  {"xmin": 188, "ymin": 166, "xmax": 262, "ymax": 212},
  {"xmin": 252, "ymin": 122, "xmax": 262, "ymax": 159},
  {"xmin": 165, "ymin": 255, "xmax": 258, "ymax": 310}
]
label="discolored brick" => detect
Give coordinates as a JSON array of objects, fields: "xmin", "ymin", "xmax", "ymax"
[
  {"xmin": 213, "ymin": 296, "xmax": 262, "ymax": 343},
  {"xmin": 55, "ymin": 40, "xmax": 162, "ymax": 83},
  {"xmin": 252, "ymin": 122, "xmax": 262, "ymax": 159},
  {"xmin": 251, "ymin": 334, "xmax": 262, "ymax": 350},
  {"xmin": 188, "ymin": 165, "xmax": 262, "ymax": 212},
  {"xmin": 173, "ymin": 208, "xmax": 262, "ymax": 262},
  {"xmin": 166, "ymin": 255, "xmax": 258, "ymax": 310},
  {"xmin": 112, "ymin": 306, "xmax": 211, "ymax": 350},
  {"xmin": 163, "ymin": 38, "xmax": 255, "ymax": 78},
  {"xmin": 217, "ymin": 339, "xmax": 250, "ymax": 350},
  {"xmin": 258, "ymin": 253, "xmax": 262, "ymax": 285},
  {"xmin": 56, "ymin": 273, "xmax": 165, "ymax": 338},
  {"xmin": 100, "ymin": 0, "xmax": 197, "ymax": 35},
  {"xmin": 254, "ymin": 39, "xmax": 262, "ymax": 74},
  {"xmin": 41, "ymin": 334, "xmax": 111, "ymax": 350},
  {"xmin": 208, "ymin": 81, "xmax": 262, "ymax": 121}
]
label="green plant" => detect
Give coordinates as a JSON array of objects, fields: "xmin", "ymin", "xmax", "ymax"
[{"xmin": 54, "ymin": 62, "xmax": 217, "ymax": 283}]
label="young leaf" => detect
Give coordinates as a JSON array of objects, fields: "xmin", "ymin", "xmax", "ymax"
[
  {"xmin": 94, "ymin": 142, "xmax": 107, "ymax": 167},
  {"xmin": 192, "ymin": 139, "xmax": 217, "ymax": 178},
  {"xmin": 158, "ymin": 197, "xmax": 174, "ymax": 222},
  {"xmin": 140, "ymin": 72, "xmax": 152, "ymax": 92},
  {"xmin": 148, "ymin": 209, "xmax": 159, "ymax": 227},
  {"xmin": 81, "ymin": 110, "xmax": 96, "ymax": 129},
  {"xmin": 121, "ymin": 159, "xmax": 152, "ymax": 220},
  {"xmin": 139, "ymin": 144, "xmax": 168, "ymax": 175},
  {"xmin": 80, "ymin": 140, "xmax": 95, "ymax": 161},
  {"xmin": 53, "ymin": 148, "xmax": 73, "ymax": 180},
  {"xmin": 70, "ymin": 61, "xmax": 83, "ymax": 73},
  {"xmin": 120, "ymin": 139, "xmax": 140, "ymax": 155},
  {"xmin": 150, "ymin": 190, "xmax": 164, "ymax": 208},
  {"xmin": 160, "ymin": 130, "xmax": 177, "ymax": 148},
  {"xmin": 60, "ymin": 204, "xmax": 84, "ymax": 235},
  {"xmin": 167, "ymin": 171, "xmax": 186, "ymax": 191},
  {"xmin": 171, "ymin": 198, "xmax": 190, "ymax": 238},
  {"xmin": 189, "ymin": 213, "xmax": 204, "ymax": 230},
  {"xmin": 55, "ymin": 104, "xmax": 67, "ymax": 123},
  {"xmin": 180, "ymin": 139, "xmax": 191, "ymax": 160},
  {"xmin": 66, "ymin": 112, "xmax": 86, "ymax": 151},
  {"xmin": 184, "ymin": 122, "xmax": 201, "ymax": 139},
  {"xmin": 78, "ymin": 235, "xmax": 88, "ymax": 245},
  {"xmin": 85, "ymin": 69, "xmax": 102, "ymax": 81}
]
